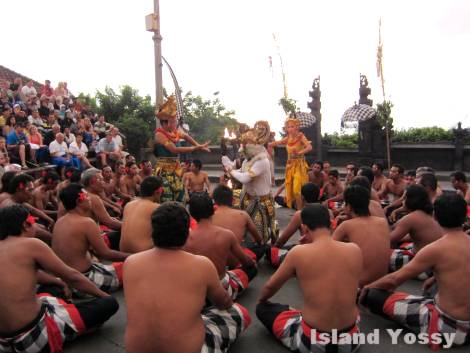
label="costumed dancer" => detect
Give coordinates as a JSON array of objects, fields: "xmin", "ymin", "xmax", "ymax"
[
  {"xmin": 222, "ymin": 121, "xmax": 276, "ymax": 244},
  {"xmin": 153, "ymin": 96, "xmax": 210, "ymax": 202},
  {"xmin": 269, "ymin": 114, "xmax": 312, "ymax": 209}
]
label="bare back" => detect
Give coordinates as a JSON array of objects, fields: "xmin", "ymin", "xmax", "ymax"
[
  {"xmin": 289, "ymin": 240, "xmax": 362, "ymax": 331},
  {"xmin": 124, "ymin": 250, "xmax": 213, "ymax": 353},
  {"xmin": 0, "ymin": 237, "xmax": 43, "ymax": 333},
  {"xmin": 184, "ymin": 225, "xmax": 235, "ymax": 278},
  {"xmin": 52, "ymin": 214, "xmax": 95, "ymax": 272},
  {"xmin": 121, "ymin": 199, "xmax": 159, "ymax": 253},
  {"xmin": 212, "ymin": 207, "xmax": 249, "ymax": 242},
  {"xmin": 391, "ymin": 210, "xmax": 443, "ymax": 252},
  {"xmin": 333, "ymin": 216, "xmax": 390, "ymax": 287}
]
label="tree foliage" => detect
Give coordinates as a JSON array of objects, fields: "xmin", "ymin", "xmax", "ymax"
[
  {"xmin": 376, "ymin": 100, "xmax": 394, "ymax": 132},
  {"xmin": 279, "ymin": 97, "xmax": 298, "ymax": 115},
  {"xmin": 182, "ymin": 91, "xmax": 238, "ymax": 144},
  {"xmin": 392, "ymin": 127, "xmax": 453, "ymax": 143},
  {"xmin": 323, "ymin": 132, "xmax": 358, "ymax": 148}
]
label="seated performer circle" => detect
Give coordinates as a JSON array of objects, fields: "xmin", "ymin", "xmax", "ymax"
[
  {"xmin": 124, "ymin": 202, "xmax": 251, "ymax": 353},
  {"xmin": 361, "ymin": 194, "xmax": 470, "ymax": 349},
  {"xmin": 0, "ymin": 204, "xmax": 119, "ymax": 353},
  {"xmin": 257, "ymin": 203, "xmax": 363, "ymax": 353}
]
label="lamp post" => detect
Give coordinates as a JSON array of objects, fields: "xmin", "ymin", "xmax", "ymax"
[{"xmin": 146, "ymin": 0, "xmax": 163, "ymax": 108}]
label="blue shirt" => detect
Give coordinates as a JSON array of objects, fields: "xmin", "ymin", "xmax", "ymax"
[{"xmin": 6, "ymin": 131, "xmax": 27, "ymax": 145}]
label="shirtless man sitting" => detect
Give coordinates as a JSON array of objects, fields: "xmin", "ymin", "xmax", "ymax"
[
  {"xmin": 361, "ymin": 194, "xmax": 470, "ymax": 349},
  {"xmin": 212, "ymin": 184, "xmax": 264, "ymax": 264},
  {"xmin": 268, "ymin": 183, "xmax": 322, "ymax": 267},
  {"xmin": 124, "ymin": 202, "xmax": 251, "ymax": 353},
  {"xmin": 307, "ymin": 161, "xmax": 325, "ymax": 188},
  {"xmin": 183, "ymin": 159, "xmax": 210, "ymax": 201},
  {"xmin": 138, "ymin": 159, "xmax": 153, "ymax": 180},
  {"xmin": 120, "ymin": 176, "xmax": 163, "ymax": 253},
  {"xmin": 372, "ymin": 162, "xmax": 388, "ymax": 193},
  {"xmin": 389, "ymin": 184, "xmax": 443, "ymax": 277},
  {"xmin": 53, "ymin": 183, "xmax": 130, "ymax": 296},
  {"xmin": 0, "ymin": 204, "xmax": 118, "ymax": 353},
  {"xmin": 333, "ymin": 185, "xmax": 390, "ymax": 287},
  {"xmin": 323, "ymin": 169, "xmax": 344, "ymax": 199},
  {"xmin": 119, "ymin": 161, "xmax": 142, "ymax": 198},
  {"xmin": 184, "ymin": 193, "xmax": 257, "ymax": 300},
  {"xmin": 81, "ymin": 168, "xmax": 122, "ymax": 238},
  {"xmin": 380, "ymin": 164, "xmax": 407, "ymax": 215},
  {"xmin": 31, "ymin": 171, "xmax": 60, "ymax": 217},
  {"xmin": 257, "ymin": 204, "xmax": 363, "ymax": 353}
]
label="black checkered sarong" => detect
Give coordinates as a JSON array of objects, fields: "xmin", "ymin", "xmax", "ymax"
[
  {"xmin": 0, "ymin": 294, "xmax": 85, "ymax": 353},
  {"xmin": 201, "ymin": 304, "xmax": 251, "ymax": 353},
  {"xmin": 382, "ymin": 292, "xmax": 470, "ymax": 349},
  {"xmin": 220, "ymin": 270, "xmax": 250, "ymax": 300},
  {"xmin": 79, "ymin": 262, "xmax": 122, "ymax": 295},
  {"xmin": 389, "ymin": 242, "xmax": 432, "ymax": 280}
]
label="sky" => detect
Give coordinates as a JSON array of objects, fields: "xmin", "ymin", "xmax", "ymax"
[{"xmin": 3, "ymin": 0, "xmax": 470, "ymax": 137}]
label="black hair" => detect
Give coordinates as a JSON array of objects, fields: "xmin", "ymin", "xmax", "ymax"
[
  {"xmin": 419, "ymin": 173, "xmax": 437, "ymax": 191},
  {"xmin": 372, "ymin": 162, "xmax": 384, "ymax": 172},
  {"xmin": 41, "ymin": 171, "xmax": 60, "ymax": 186},
  {"xmin": 434, "ymin": 194, "xmax": 467, "ymax": 228},
  {"xmin": 189, "ymin": 192, "xmax": 214, "ymax": 221},
  {"xmin": 406, "ymin": 170, "xmax": 416, "ymax": 177},
  {"xmin": 301, "ymin": 183, "xmax": 320, "ymax": 203},
  {"xmin": 59, "ymin": 183, "xmax": 85, "ymax": 211},
  {"xmin": 328, "ymin": 169, "xmax": 339, "ymax": 178},
  {"xmin": 192, "ymin": 159, "xmax": 202, "ymax": 170},
  {"xmin": 151, "ymin": 202, "xmax": 189, "ymax": 248},
  {"xmin": 344, "ymin": 185, "xmax": 370, "ymax": 216},
  {"xmin": 312, "ymin": 160, "xmax": 323, "ymax": 169},
  {"xmin": 1, "ymin": 171, "xmax": 18, "ymax": 193},
  {"xmin": 125, "ymin": 161, "xmax": 136, "ymax": 169},
  {"xmin": 213, "ymin": 184, "xmax": 233, "ymax": 206},
  {"xmin": 350, "ymin": 176, "xmax": 372, "ymax": 191},
  {"xmin": 358, "ymin": 166, "xmax": 374, "ymax": 185},
  {"xmin": 0, "ymin": 204, "xmax": 30, "ymax": 240},
  {"xmin": 450, "ymin": 171, "xmax": 467, "ymax": 183},
  {"xmin": 405, "ymin": 185, "xmax": 433, "ymax": 215},
  {"xmin": 300, "ymin": 204, "xmax": 331, "ymax": 230},
  {"xmin": 140, "ymin": 176, "xmax": 163, "ymax": 197},
  {"xmin": 391, "ymin": 164, "xmax": 405, "ymax": 175},
  {"xmin": 8, "ymin": 174, "xmax": 34, "ymax": 194},
  {"xmin": 64, "ymin": 167, "xmax": 82, "ymax": 183}
]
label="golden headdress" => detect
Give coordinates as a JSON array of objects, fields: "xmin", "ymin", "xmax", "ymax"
[
  {"xmin": 156, "ymin": 95, "xmax": 178, "ymax": 120},
  {"xmin": 241, "ymin": 121, "xmax": 271, "ymax": 146},
  {"xmin": 284, "ymin": 113, "xmax": 300, "ymax": 127}
]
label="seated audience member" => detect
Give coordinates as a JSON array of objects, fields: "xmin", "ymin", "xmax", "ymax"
[
  {"xmin": 344, "ymin": 162, "xmax": 359, "ymax": 187},
  {"xmin": 268, "ymin": 183, "xmax": 322, "ymax": 267},
  {"xmin": 138, "ymin": 159, "xmax": 153, "ymax": 180},
  {"xmin": 31, "ymin": 171, "xmax": 60, "ymax": 216},
  {"xmin": 381, "ymin": 164, "xmax": 407, "ymax": 214},
  {"xmin": 333, "ymin": 185, "xmax": 390, "ymax": 287},
  {"xmin": 27, "ymin": 125, "xmax": 48, "ymax": 164},
  {"xmin": 404, "ymin": 170, "xmax": 416, "ymax": 186},
  {"xmin": 94, "ymin": 114, "xmax": 112, "ymax": 138},
  {"xmin": 323, "ymin": 169, "xmax": 344, "ymax": 199},
  {"xmin": 361, "ymin": 194, "xmax": 470, "ymax": 350},
  {"xmin": 97, "ymin": 131, "xmax": 122, "ymax": 167},
  {"xmin": 6, "ymin": 123, "xmax": 30, "ymax": 169},
  {"xmin": 54, "ymin": 183, "xmax": 130, "ymax": 295},
  {"xmin": 184, "ymin": 193, "xmax": 257, "ymax": 300},
  {"xmin": 212, "ymin": 184, "xmax": 264, "ymax": 264},
  {"xmin": 120, "ymin": 176, "xmax": 163, "ymax": 253},
  {"xmin": 69, "ymin": 133, "xmax": 93, "ymax": 169},
  {"xmin": 124, "ymin": 202, "xmax": 251, "ymax": 353},
  {"xmin": 0, "ymin": 204, "xmax": 118, "ymax": 353},
  {"xmin": 357, "ymin": 166, "xmax": 381, "ymax": 202},
  {"xmin": 389, "ymin": 185, "xmax": 443, "ymax": 276},
  {"xmin": 350, "ymin": 176, "xmax": 386, "ymax": 219},
  {"xmin": 257, "ymin": 204, "xmax": 363, "ymax": 353},
  {"xmin": 49, "ymin": 132, "xmax": 80, "ymax": 169},
  {"xmin": 372, "ymin": 162, "xmax": 388, "ymax": 193}
]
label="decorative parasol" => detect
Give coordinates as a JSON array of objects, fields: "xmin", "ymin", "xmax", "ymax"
[
  {"xmin": 295, "ymin": 112, "xmax": 316, "ymax": 128},
  {"xmin": 341, "ymin": 104, "xmax": 377, "ymax": 128}
]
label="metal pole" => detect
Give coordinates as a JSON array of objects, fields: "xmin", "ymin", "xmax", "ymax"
[{"xmin": 153, "ymin": 0, "xmax": 163, "ymax": 107}]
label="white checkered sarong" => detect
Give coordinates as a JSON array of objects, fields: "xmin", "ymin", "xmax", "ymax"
[
  {"xmin": 220, "ymin": 270, "xmax": 249, "ymax": 300},
  {"xmin": 389, "ymin": 243, "xmax": 432, "ymax": 280},
  {"xmin": 200, "ymin": 303, "xmax": 251, "ymax": 353},
  {"xmin": 77, "ymin": 262, "xmax": 122, "ymax": 296},
  {"xmin": 0, "ymin": 294, "xmax": 85, "ymax": 353},
  {"xmin": 383, "ymin": 292, "xmax": 470, "ymax": 349}
]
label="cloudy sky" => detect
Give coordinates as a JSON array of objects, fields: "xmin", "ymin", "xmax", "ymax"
[{"xmin": 3, "ymin": 0, "xmax": 470, "ymax": 136}]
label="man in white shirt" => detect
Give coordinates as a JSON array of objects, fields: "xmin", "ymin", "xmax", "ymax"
[
  {"xmin": 20, "ymin": 80, "xmax": 37, "ymax": 100},
  {"xmin": 97, "ymin": 131, "xmax": 122, "ymax": 167},
  {"xmin": 49, "ymin": 133, "xmax": 80, "ymax": 169}
]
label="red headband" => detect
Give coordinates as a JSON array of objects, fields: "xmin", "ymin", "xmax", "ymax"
[{"xmin": 26, "ymin": 215, "xmax": 37, "ymax": 225}]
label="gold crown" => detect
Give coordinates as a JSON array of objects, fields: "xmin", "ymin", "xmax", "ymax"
[
  {"xmin": 156, "ymin": 95, "xmax": 178, "ymax": 120},
  {"xmin": 284, "ymin": 113, "xmax": 300, "ymax": 127}
]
